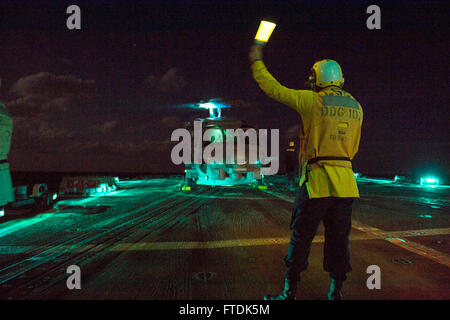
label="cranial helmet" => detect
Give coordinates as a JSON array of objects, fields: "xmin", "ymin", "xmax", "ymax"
[{"xmin": 307, "ymin": 59, "xmax": 344, "ymax": 90}]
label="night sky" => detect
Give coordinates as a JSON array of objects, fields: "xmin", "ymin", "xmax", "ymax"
[{"xmin": 0, "ymin": 0, "xmax": 448, "ymax": 180}]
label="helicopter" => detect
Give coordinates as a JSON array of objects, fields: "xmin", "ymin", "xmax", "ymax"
[{"xmin": 179, "ymin": 99, "xmax": 269, "ymax": 189}]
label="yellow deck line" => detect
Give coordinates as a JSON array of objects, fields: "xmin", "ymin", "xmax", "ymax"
[
  {"xmin": 1, "ymin": 190, "xmax": 448, "ymax": 267},
  {"xmin": 263, "ymin": 189, "xmax": 450, "ymax": 268},
  {"xmin": 1, "ymin": 228, "xmax": 447, "ymax": 255},
  {"xmin": 109, "ymin": 233, "xmax": 382, "ymax": 252}
]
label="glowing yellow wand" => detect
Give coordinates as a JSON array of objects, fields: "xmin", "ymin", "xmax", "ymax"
[{"xmin": 254, "ymin": 20, "xmax": 276, "ymax": 45}]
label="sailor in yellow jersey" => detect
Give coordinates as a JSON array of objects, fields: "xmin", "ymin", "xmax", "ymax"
[
  {"xmin": 249, "ymin": 44, "xmax": 363, "ymax": 300},
  {"xmin": 285, "ymin": 141, "xmax": 298, "ymax": 191}
]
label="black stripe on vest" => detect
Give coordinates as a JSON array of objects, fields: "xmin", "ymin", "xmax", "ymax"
[{"xmin": 307, "ymin": 156, "xmax": 351, "ymax": 165}]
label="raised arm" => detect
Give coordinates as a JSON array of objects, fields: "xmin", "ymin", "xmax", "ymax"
[{"xmin": 249, "ymin": 45, "xmax": 313, "ymax": 117}]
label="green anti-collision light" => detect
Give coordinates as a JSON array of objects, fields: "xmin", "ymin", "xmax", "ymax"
[{"xmin": 420, "ymin": 177, "xmax": 439, "ymax": 185}]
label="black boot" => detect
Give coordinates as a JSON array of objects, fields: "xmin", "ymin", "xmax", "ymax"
[
  {"xmin": 264, "ymin": 278, "xmax": 297, "ymax": 300},
  {"xmin": 327, "ymin": 278, "xmax": 343, "ymax": 300}
]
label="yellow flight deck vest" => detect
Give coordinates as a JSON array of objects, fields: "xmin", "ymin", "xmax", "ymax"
[{"xmin": 252, "ymin": 61, "xmax": 363, "ymax": 198}]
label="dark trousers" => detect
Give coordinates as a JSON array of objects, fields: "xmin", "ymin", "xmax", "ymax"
[
  {"xmin": 284, "ymin": 184, "xmax": 354, "ymax": 282},
  {"xmin": 286, "ymin": 170, "xmax": 296, "ymax": 186}
]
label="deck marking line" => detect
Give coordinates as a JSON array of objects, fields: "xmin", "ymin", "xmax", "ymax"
[
  {"xmin": 262, "ymin": 189, "xmax": 450, "ymax": 269},
  {"xmin": 0, "ymin": 231, "xmax": 442, "ymax": 254},
  {"xmin": 107, "ymin": 234, "xmax": 378, "ymax": 251}
]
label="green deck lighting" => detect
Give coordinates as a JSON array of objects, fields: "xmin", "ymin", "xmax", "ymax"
[{"xmin": 420, "ymin": 177, "xmax": 439, "ymax": 185}]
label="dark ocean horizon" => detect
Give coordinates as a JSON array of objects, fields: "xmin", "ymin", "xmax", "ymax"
[
  {"xmin": 9, "ymin": 171, "xmax": 184, "ymax": 192},
  {"xmin": 10, "ymin": 171, "xmax": 446, "ymax": 193}
]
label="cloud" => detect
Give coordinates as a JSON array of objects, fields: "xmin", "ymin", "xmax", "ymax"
[
  {"xmin": 145, "ymin": 67, "xmax": 186, "ymax": 92},
  {"xmin": 94, "ymin": 120, "xmax": 119, "ymax": 134},
  {"xmin": 37, "ymin": 121, "xmax": 76, "ymax": 139},
  {"xmin": 63, "ymin": 138, "xmax": 171, "ymax": 157},
  {"xmin": 222, "ymin": 99, "xmax": 256, "ymax": 109},
  {"xmin": 7, "ymin": 72, "xmax": 96, "ymax": 114},
  {"xmin": 161, "ymin": 116, "xmax": 181, "ymax": 128},
  {"xmin": 9, "ymin": 116, "xmax": 78, "ymax": 156},
  {"xmin": 12, "ymin": 116, "xmax": 74, "ymax": 139}
]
